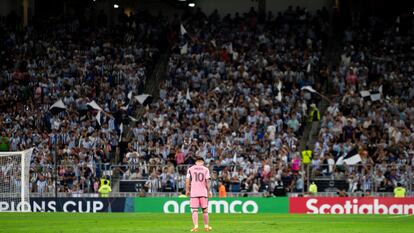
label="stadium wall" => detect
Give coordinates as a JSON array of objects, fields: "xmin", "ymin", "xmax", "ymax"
[
  {"xmin": 265, "ymin": 0, "xmax": 332, "ymax": 14},
  {"xmin": 0, "ymin": 0, "xmax": 20, "ymax": 17},
  {"xmin": 196, "ymin": 0, "xmax": 331, "ymax": 16},
  {"xmin": 196, "ymin": 0, "xmax": 258, "ymax": 17}
]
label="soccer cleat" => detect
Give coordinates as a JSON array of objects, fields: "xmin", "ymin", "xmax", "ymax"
[
  {"xmin": 190, "ymin": 228, "xmax": 199, "ymax": 232},
  {"xmin": 204, "ymin": 226, "xmax": 212, "ymax": 232}
]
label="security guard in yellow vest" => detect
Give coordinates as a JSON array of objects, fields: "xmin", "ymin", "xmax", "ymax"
[
  {"xmin": 394, "ymin": 183, "xmax": 406, "ymax": 198},
  {"xmin": 99, "ymin": 179, "xmax": 112, "ymax": 197},
  {"xmin": 309, "ymin": 182, "xmax": 318, "ymax": 195},
  {"xmin": 100, "ymin": 178, "xmax": 110, "ymax": 187},
  {"xmin": 308, "ymin": 103, "xmax": 320, "ymax": 122},
  {"xmin": 178, "ymin": 191, "xmax": 187, "ymax": 198},
  {"xmin": 301, "ymin": 146, "xmax": 312, "ymax": 165}
]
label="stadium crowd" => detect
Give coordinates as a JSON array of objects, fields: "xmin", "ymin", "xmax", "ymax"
[
  {"xmin": 0, "ymin": 11, "xmax": 162, "ymax": 193},
  {"xmin": 316, "ymin": 16, "xmax": 414, "ymax": 193},
  {"xmin": 118, "ymin": 6, "xmax": 329, "ymax": 194},
  {"xmin": 1, "ymin": 6, "xmax": 330, "ymax": 195},
  {"xmin": 3, "ymin": 6, "xmax": 411, "ymax": 196}
]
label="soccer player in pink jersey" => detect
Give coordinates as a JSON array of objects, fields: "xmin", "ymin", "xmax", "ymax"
[{"xmin": 186, "ymin": 157, "xmax": 212, "ymax": 232}]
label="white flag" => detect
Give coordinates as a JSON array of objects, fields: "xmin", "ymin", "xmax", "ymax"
[
  {"xmin": 276, "ymin": 81, "xmax": 283, "ymax": 102},
  {"xmin": 336, "ymin": 156, "xmax": 344, "ymax": 166},
  {"xmin": 186, "ymin": 88, "xmax": 191, "ymax": 101},
  {"xmin": 129, "ymin": 116, "xmax": 139, "ymax": 122},
  {"xmin": 336, "ymin": 152, "xmax": 362, "ymax": 166},
  {"xmin": 344, "ymin": 154, "xmax": 362, "ymax": 165},
  {"xmin": 277, "ymin": 81, "xmax": 282, "ymax": 91},
  {"xmin": 127, "ymin": 91, "xmax": 132, "ymax": 100},
  {"xmin": 96, "ymin": 111, "xmax": 102, "ymax": 126},
  {"xmin": 119, "ymin": 123, "xmax": 123, "ymax": 142},
  {"xmin": 87, "ymin": 100, "xmax": 103, "ymax": 111},
  {"xmin": 360, "ymin": 90, "xmax": 370, "ymax": 97},
  {"xmin": 276, "ymin": 92, "xmax": 282, "ymax": 102},
  {"xmin": 180, "ymin": 43, "xmax": 188, "ymax": 55},
  {"xmin": 49, "ymin": 99, "xmax": 67, "ymax": 110},
  {"xmin": 180, "ymin": 24, "xmax": 187, "ymax": 35},
  {"xmin": 301, "ymin": 86, "xmax": 318, "ymax": 94},
  {"xmin": 370, "ymin": 93, "xmax": 381, "ymax": 101},
  {"xmin": 134, "ymin": 94, "xmax": 151, "ymax": 105},
  {"xmin": 210, "ymin": 39, "xmax": 216, "ymax": 48}
]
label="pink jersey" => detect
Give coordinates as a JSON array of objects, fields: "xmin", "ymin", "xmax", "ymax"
[
  {"xmin": 186, "ymin": 164, "xmax": 210, "ymax": 197},
  {"xmin": 292, "ymin": 159, "xmax": 300, "ymax": 171},
  {"xmin": 176, "ymin": 152, "xmax": 185, "ymax": 164}
]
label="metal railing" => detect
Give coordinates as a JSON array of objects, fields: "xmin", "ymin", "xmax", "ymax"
[
  {"xmin": 29, "ymin": 162, "xmax": 110, "ymax": 195},
  {"xmin": 310, "ymin": 163, "xmax": 413, "ymax": 194},
  {"xmin": 109, "ymin": 163, "xmax": 413, "ymax": 194},
  {"xmin": 27, "ymin": 191, "xmax": 414, "ymax": 198},
  {"xmin": 29, "ymin": 161, "xmax": 413, "ymax": 197}
]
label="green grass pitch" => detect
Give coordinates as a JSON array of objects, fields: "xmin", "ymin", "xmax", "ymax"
[{"xmin": 0, "ymin": 213, "xmax": 413, "ymax": 233}]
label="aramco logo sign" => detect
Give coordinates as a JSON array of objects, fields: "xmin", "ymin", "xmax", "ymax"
[{"xmin": 163, "ymin": 200, "xmax": 259, "ymax": 214}]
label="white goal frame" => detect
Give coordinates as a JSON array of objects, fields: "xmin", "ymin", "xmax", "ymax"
[{"xmin": 0, "ymin": 148, "xmax": 33, "ymax": 212}]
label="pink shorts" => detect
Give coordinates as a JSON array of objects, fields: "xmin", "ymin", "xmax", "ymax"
[{"xmin": 190, "ymin": 197, "xmax": 208, "ymax": 209}]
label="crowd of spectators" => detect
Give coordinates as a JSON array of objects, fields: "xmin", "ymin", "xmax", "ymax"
[
  {"xmin": 6, "ymin": 7, "xmax": 409, "ymax": 196},
  {"xmin": 316, "ymin": 15, "xmax": 414, "ymax": 193},
  {"xmin": 118, "ymin": 6, "xmax": 330, "ymax": 195},
  {"xmin": 0, "ymin": 11, "xmax": 163, "ymax": 194}
]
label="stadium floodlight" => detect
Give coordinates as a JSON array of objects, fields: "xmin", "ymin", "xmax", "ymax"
[
  {"xmin": 114, "ymin": 4, "xmax": 119, "ymax": 9},
  {"xmin": 0, "ymin": 149, "xmax": 33, "ymax": 212},
  {"xmin": 188, "ymin": 2, "xmax": 195, "ymax": 7}
]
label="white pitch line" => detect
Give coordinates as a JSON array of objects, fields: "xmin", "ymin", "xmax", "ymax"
[{"xmin": 388, "ymin": 215, "xmax": 413, "ymax": 218}]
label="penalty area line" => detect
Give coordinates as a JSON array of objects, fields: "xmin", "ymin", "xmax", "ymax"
[{"xmin": 388, "ymin": 215, "xmax": 413, "ymax": 218}]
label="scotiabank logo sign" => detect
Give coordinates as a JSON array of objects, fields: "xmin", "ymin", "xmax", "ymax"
[{"xmin": 290, "ymin": 197, "xmax": 414, "ymax": 215}]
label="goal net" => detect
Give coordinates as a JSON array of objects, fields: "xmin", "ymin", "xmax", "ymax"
[{"xmin": 0, "ymin": 149, "xmax": 33, "ymax": 212}]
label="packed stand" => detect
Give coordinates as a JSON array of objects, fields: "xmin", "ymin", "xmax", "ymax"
[
  {"xmin": 0, "ymin": 11, "xmax": 163, "ymax": 194},
  {"xmin": 116, "ymin": 6, "xmax": 330, "ymax": 195},
  {"xmin": 317, "ymin": 16, "xmax": 414, "ymax": 193}
]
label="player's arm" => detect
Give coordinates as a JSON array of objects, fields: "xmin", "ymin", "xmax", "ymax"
[
  {"xmin": 206, "ymin": 178, "xmax": 212, "ymax": 198},
  {"xmin": 185, "ymin": 177, "xmax": 190, "ymax": 197},
  {"xmin": 185, "ymin": 169, "xmax": 191, "ymax": 197},
  {"xmin": 206, "ymin": 169, "xmax": 212, "ymax": 198}
]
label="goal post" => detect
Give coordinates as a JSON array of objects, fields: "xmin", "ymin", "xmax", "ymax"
[{"xmin": 0, "ymin": 148, "xmax": 33, "ymax": 212}]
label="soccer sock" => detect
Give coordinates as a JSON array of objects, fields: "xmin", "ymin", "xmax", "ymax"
[
  {"xmin": 203, "ymin": 212, "xmax": 209, "ymax": 227},
  {"xmin": 192, "ymin": 210, "xmax": 198, "ymax": 228}
]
